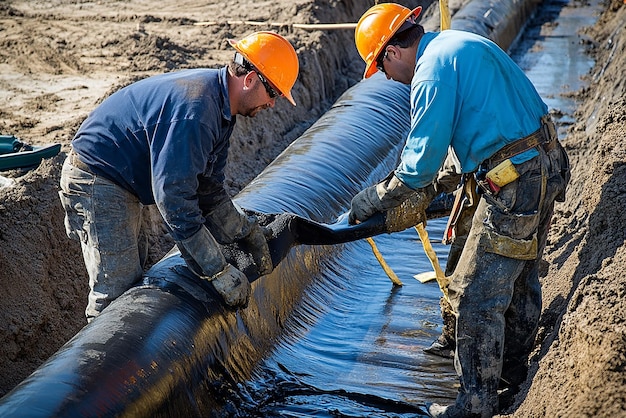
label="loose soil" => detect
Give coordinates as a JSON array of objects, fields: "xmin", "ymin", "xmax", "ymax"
[{"xmin": 0, "ymin": 0, "xmax": 624, "ymax": 417}]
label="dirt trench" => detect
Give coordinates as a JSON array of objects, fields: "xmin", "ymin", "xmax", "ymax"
[{"xmin": 0, "ymin": 0, "xmax": 625, "ymax": 417}]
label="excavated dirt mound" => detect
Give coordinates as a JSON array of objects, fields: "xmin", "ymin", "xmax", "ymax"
[{"xmin": 1, "ymin": 1, "xmax": 625, "ymax": 417}]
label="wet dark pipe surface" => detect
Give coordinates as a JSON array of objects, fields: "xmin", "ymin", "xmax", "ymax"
[{"xmin": 0, "ymin": 0, "xmax": 598, "ymax": 416}]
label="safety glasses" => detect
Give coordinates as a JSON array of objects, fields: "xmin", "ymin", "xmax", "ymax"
[
  {"xmin": 376, "ymin": 48, "xmax": 389, "ymax": 74},
  {"xmin": 256, "ymin": 71, "xmax": 281, "ymax": 99},
  {"xmin": 234, "ymin": 52, "xmax": 281, "ymax": 99}
]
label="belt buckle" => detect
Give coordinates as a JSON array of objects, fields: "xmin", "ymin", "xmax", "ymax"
[
  {"xmin": 69, "ymin": 150, "xmax": 91, "ymax": 174},
  {"xmin": 70, "ymin": 151, "xmax": 81, "ymax": 167}
]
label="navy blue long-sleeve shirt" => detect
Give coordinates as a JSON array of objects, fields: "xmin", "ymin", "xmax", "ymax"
[{"xmin": 72, "ymin": 67, "xmax": 235, "ymax": 241}]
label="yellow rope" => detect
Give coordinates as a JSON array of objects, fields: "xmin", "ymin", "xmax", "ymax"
[
  {"xmin": 193, "ymin": 21, "xmax": 357, "ymax": 30},
  {"xmin": 415, "ymin": 223, "xmax": 450, "ymax": 299},
  {"xmin": 440, "ymin": 0, "xmax": 452, "ymax": 31},
  {"xmin": 365, "ymin": 237, "xmax": 403, "ymax": 286}
]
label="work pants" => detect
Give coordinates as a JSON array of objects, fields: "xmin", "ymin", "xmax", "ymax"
[
  {"xmin": 58, "ymin": 159, "xmax": 147, "ymax": 322},
  {"xmin": 435, "ymin": 200, "xmax": 476, "ymax": 352},
  {"xmin": 447, "ymin": 143, "xmax": 569, "ymax": 417}
]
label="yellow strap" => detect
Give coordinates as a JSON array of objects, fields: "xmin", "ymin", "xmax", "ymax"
[
  {"xmin": 415, "ymin": 223, "xmax": 450, "ymax": 299},
  {"xmin": 439, "ymin": 0, "xmax": 451, "ymax": 31},
  {"xmin": 366, "ymin": 237, "xmax": 403, "ymax": 286}
]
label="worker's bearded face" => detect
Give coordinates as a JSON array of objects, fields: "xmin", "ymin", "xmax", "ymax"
[{"xmin": 240, "ymin": 83, "xmax": 275, "ymax": 118}]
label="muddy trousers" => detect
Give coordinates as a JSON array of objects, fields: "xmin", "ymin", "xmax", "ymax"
[
  {"xmin": 58, "ymin": 159, "xmax": 147, "ymax": 322},
  {"xmin": 446, "ymin": 145, "xmax": 568, "ymax": 417},
  {"xmin": 436, "ymin": 199, "xmax": 477, "ymax": 352}
]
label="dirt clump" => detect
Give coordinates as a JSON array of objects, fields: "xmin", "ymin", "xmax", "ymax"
[{"xmin": 1, "ymin": 1, "xmax": 625, "ymax": 417}]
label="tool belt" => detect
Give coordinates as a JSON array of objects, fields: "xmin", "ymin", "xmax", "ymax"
[
  {"xmin": 68, "ymin": 149, "xmax": 94, "ymax": 174},
  {"xmin": 443, "ymin": 115, "xmax": 557, "ymax": 244}
]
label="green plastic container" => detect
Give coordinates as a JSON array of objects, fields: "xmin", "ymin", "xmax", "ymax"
[{"xmin": 0, "ymin": 135, "xmax": 61, "ymax": 171}]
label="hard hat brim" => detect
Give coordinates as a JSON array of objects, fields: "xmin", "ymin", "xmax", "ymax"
[{"xmin": 284, "ymin": 92, "xmax": 296, "ymax": 106}]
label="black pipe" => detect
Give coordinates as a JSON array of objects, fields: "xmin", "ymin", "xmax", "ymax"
[{"xmin": 0, "ymin": 1, "xmax": 539, "ymax": 416}]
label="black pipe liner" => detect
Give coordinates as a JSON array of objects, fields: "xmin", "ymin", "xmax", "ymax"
[{"xmin": 0, "ymin": 1, "xmax": 540, "ymax": 416}]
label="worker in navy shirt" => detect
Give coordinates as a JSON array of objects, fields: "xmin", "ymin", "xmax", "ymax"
[
  {"xmin": 59, "ymin": 31, "xmax": 299, "ymax": 322},
  {"xmin": 349, "ymin": 4, "xmax": 570, "ymax": 417}
]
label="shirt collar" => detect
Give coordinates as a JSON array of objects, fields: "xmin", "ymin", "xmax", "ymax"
[
  {"xmin": 416, "ymin": 31, "xmax": 438, "ymax": 62},
  {"xmin": 218, "ymin": 66, "xmax": 232, "ymax": 121}
]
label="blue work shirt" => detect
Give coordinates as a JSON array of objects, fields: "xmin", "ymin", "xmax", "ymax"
[
  {"xmin": 72, "ymin": 68, "xmax": 235, "ymax": 241},
  {"xmin": 395, "ymin": 30, "xmax": 549, "ymax": 189}
]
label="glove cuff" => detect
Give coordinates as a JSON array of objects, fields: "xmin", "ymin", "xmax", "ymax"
[
  {"xmin": 374, "ymin": 174, "xmax": 416, "ymax": 211},
  {"xmin": 205, "ymin": 199, "xmax": 252, "ymax": 244},
  {"xmin": 210, "ymin": 263, "xmax": 235, "ymax": 282},
  {"xmin": 177, "ymin": 226, "xmax": 227, "ymax": 278}
]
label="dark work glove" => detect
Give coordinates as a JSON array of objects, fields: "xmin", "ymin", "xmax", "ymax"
[
  {"xmin": 204, "ymin": 199, "xmax": 250, "ymax": 244},
  {"xmin": 240, "ymin": 220, "xmax": 273, "ymax": 276},
  {"xmin": 348, "ymin": 173, "xmax": 416, "ymax": 224},
  {"xmin": 210, "ymin": 264, "xmax": 251, "ymax": 308},
  {"xmin": 204, "ymin": 199, "xmax": 273, "ymax": 277}
]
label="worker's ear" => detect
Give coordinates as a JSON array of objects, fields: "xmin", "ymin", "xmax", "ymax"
[
  {"xmin": 386, "ymin": 44, "xmax": 400, "ymax": 61},
  {"xmin": 242, "ymin": 71, "xmax": 255, "ymax": 91}
]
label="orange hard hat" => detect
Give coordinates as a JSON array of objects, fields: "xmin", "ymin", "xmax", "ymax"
[
  {"xmin": 228, "ymin": 31, "xmax": 299, "ymax": 106},
  {"xmin": 355, "ymin": 3, "xmax": 422, "ymax": 79}
]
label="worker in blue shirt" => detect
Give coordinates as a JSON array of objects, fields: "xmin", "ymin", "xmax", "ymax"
[
  {"xmin": 349, "ymin": 4, "xmax": 570, "ymax": 417},
  {"xmin": 59, "ymin": 31, "xmax": 299, "ymax": 323}
]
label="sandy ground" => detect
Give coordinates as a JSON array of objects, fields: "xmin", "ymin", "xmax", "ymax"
[{"xmin": 0, "ymin": 0, "xmax": 625, "ymax": 416}]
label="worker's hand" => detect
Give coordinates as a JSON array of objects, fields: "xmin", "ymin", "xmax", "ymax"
[
  {"xmin": 240, "ymin": 219, "xmax": 274, "ymax": 276},
  {"xmin": 177, "ymin": 227, "xmax": 252, "ymax": 308},
  {"xmin": 348, "ymin": 185, "xmax": 381, "ymax": 224},
  {"xmin": 203, "ymin": 200, "xmax": 271, "ymax": 276},
  {"xmin": 210, "ymin": 263, "xmax": 251, "ymax": 308},
  {"xmin": 348, "ymin": 173, "xmax": 415, "ymax": 224}
]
